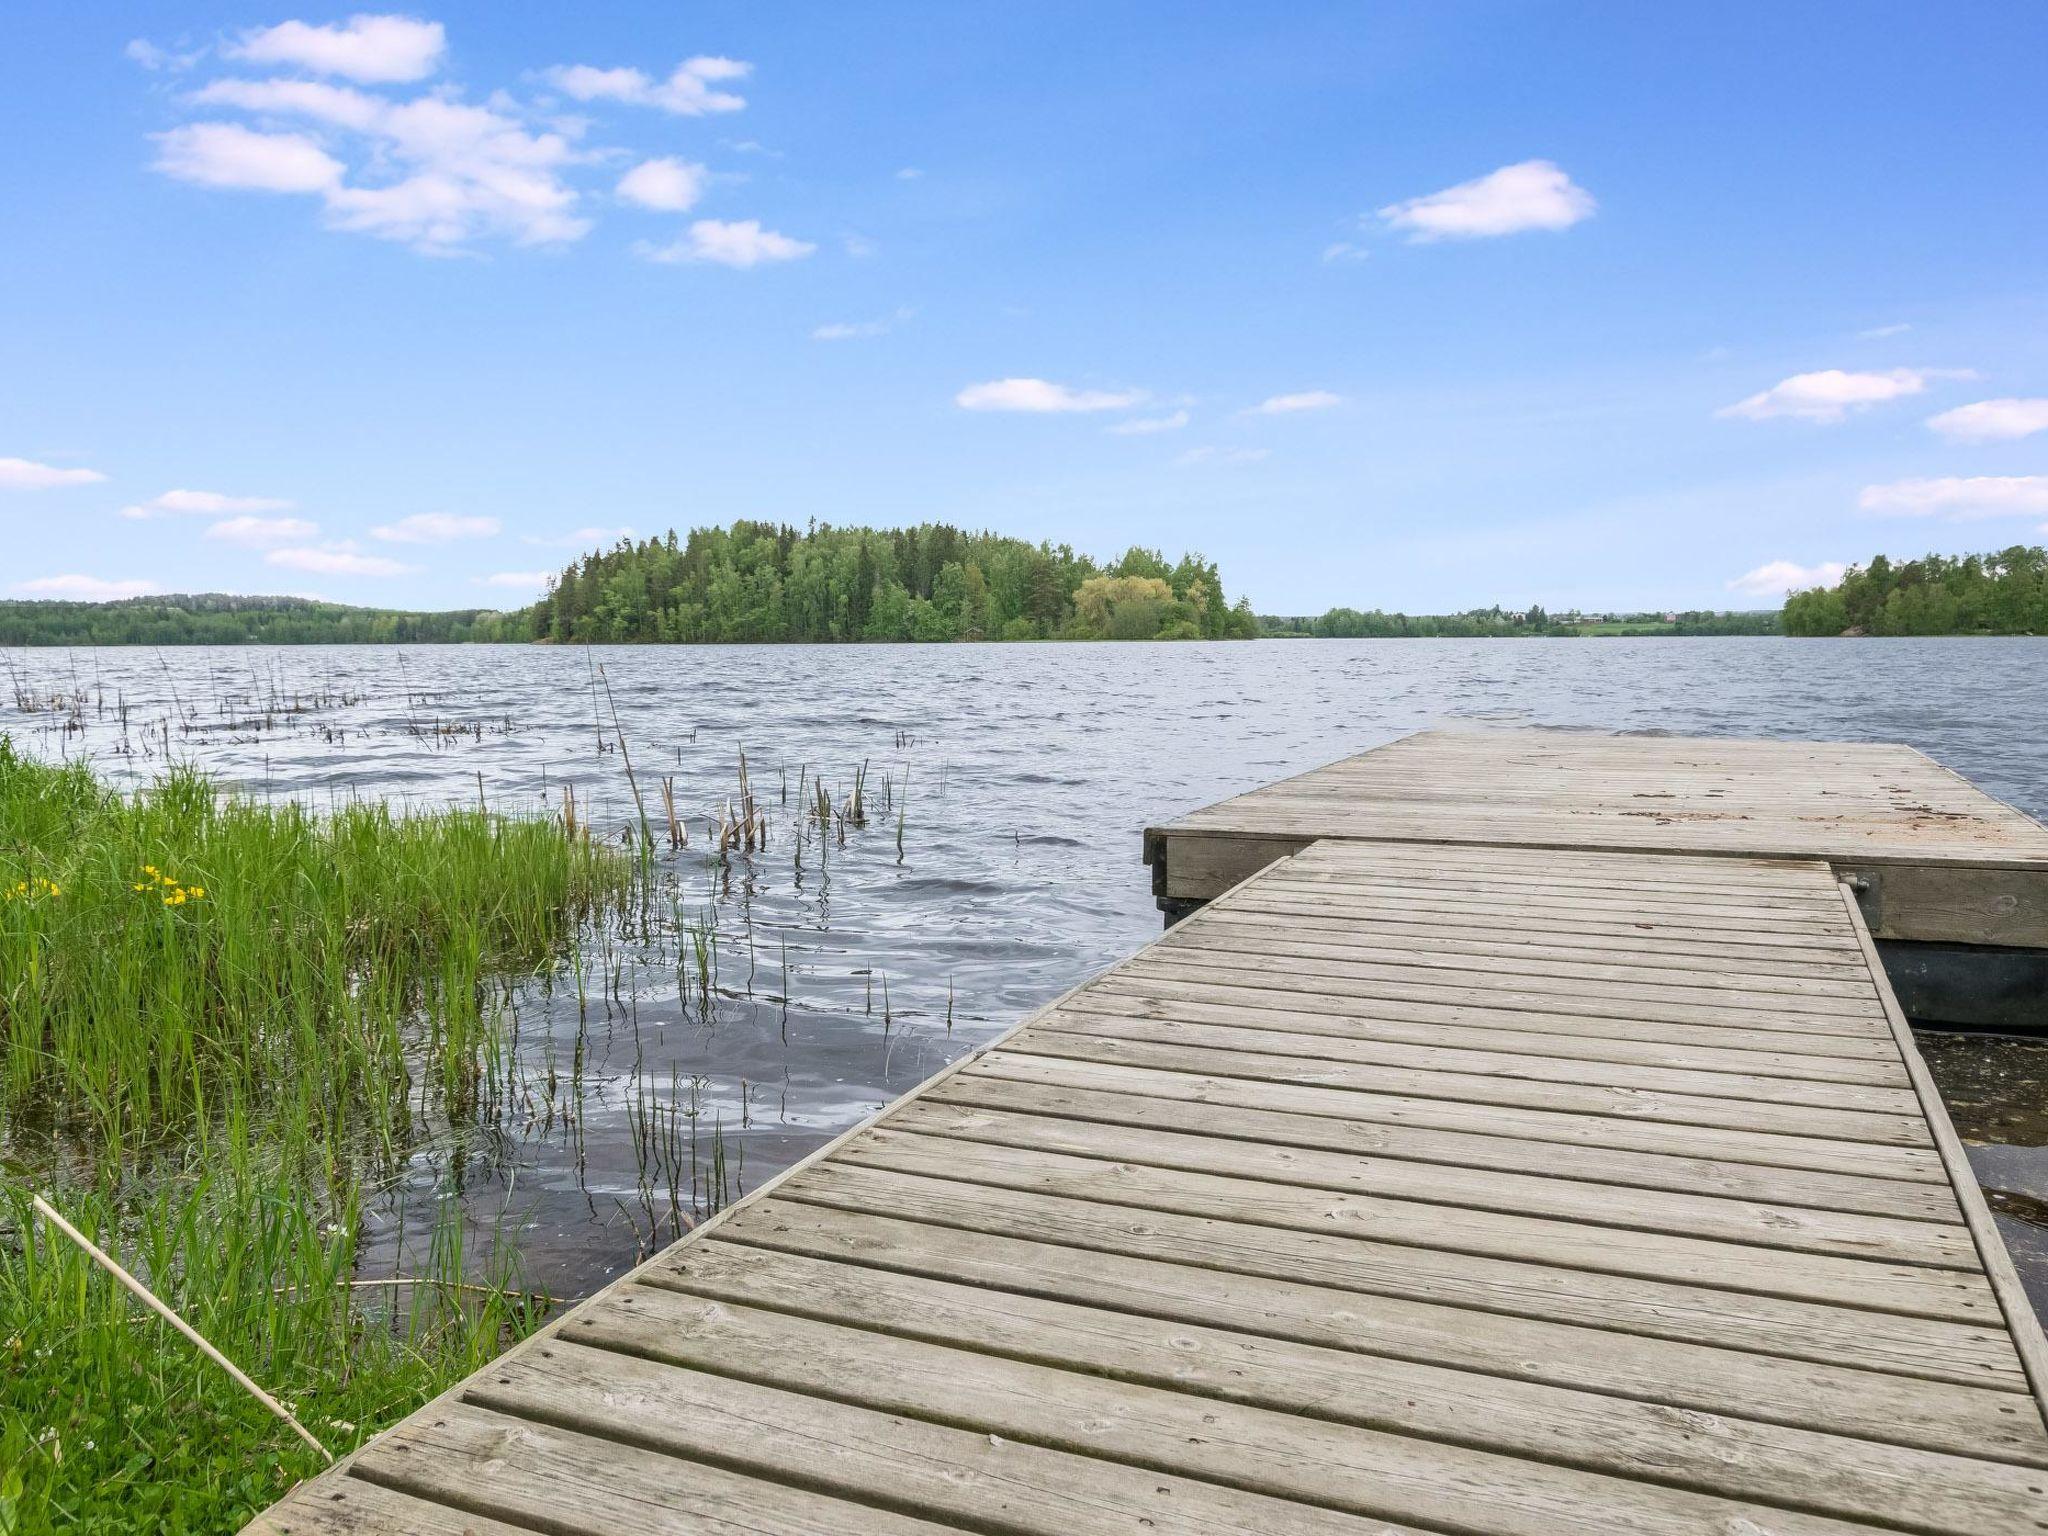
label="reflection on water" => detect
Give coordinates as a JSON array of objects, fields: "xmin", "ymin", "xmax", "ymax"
[
  {"xmin": 5, "ymin": 638, "xmax": 2046, "ymax": 1307},
  {"xmin": 1916, "ymin": 1032, "xmax": 2048, "ymax": 1326}
]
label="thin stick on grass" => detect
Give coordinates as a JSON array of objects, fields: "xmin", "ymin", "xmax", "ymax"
[{"xmin": 29, "ymin": 1193, "xmax": 334, "ymax": 1464}]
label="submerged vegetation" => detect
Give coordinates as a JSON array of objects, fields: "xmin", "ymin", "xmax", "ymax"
[
  {"xmin": 1781, "ymin": 546, "xmax": 2048, "ymax": 636},
  {"xmin": 0, "ymin": 741, "xmax": 634, "ymax": 1530}
]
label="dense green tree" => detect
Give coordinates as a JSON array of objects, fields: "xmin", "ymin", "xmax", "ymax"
[
  {"xmin": 529, "ymin": 521, "xmax": 1259, "ymax": 644},
  {"xmin": 1783, "ymin": 547, "xmax": 2048, "ymax": 636}
]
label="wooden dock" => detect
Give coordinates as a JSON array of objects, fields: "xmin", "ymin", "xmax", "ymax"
[
  {"xmin": 252, "ymin": 732, "xmax": 2048, "ymax": 1535},
  {"xmin": 1146, "ymin": 730, "xmax": 2048, "ymax": 948}
]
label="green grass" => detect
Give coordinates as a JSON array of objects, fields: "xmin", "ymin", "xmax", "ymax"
[{"xmin": 0, "ymin": 739, "xmax": 635, "ymax": 1532}]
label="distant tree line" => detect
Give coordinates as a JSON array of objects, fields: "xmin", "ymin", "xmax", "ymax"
[
  {"xmin": 0, "ymin": 593, "xmax": 533, "ymax": 647},
  {"xmin": 1260, "ymin": 605, "xmax": 1780, "ymax": 638},
  {"xmin": 533, "ymin": 522, "xmax": 1258, "ymax": 643},
  {"xmin": 1782, "ymin": 547, "xmax": 2048, "ymax": 636}
]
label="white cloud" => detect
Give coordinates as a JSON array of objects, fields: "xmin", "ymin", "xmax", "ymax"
[
  {"xmin": 12, "ymin": 575, "xmax": 162, "ymax": 600},
  {"xmin": 205, "ymin": 515, "xmax": 320, "ymax": 546},
  {"xmin": 812, "ymin": 307, "xmax": 913, "ymax": 341},
  {"xmin": 1176, "ymin": 446, "xmax": 1271, "ymax": 467},
  {"xmin": 1716, "ymin": 367, "xmax": 1947, "ymax": 424},
  {"xmin": 266, "ymin": 544, "xmax": 420, "ymax": 576},
  {"xmin": 369, "ymin": 513, "xmax": 501, "ymax": 543},
  {"xmin": 163, "ymin": 69, "xmax": 591, "ymax": 251},
  {"xmin": 955, "ymin": 378, "xmax": 1147, "ymax": 413},
  {"xmin": 1926, "ymin": 398, "xmax": 2048, "ymax": 444},
  {"xmin": 0, "ymin": 457, "xmax": 107, "ymax": 490},
  {"xmin": 120, "ymin": 488, "xmax": 294, "ymax": 519},
  {"xmin": 1378, "ymin": 159, "xmax": 1595, "ymax": 241},
  {"xmin": 153, "ymin": 122, "xmax": 344, "ymax": 193},
  {"xmin": 616, "ymin": 157, "xmax": 707, "ymax": 212},
  {"xmin": 126, "ymin": 38, "xmax": 204, "ymax": 72},
  {"xmin": 1320, "ymin": 241, "xmax": 1369, "ymax": 264},
  {"xmin": 1859, "ymin": 476, "xmax": 2048, "ymax": 519},
  {"xmin": 1858, "ymin": 322, "xmax": 1912, "ymax": 340},
  {"xmin": 227, "ymin": 15, "xmax": 446, "ymax": 83},
  {"xmin": 547, "ymin": 57, "xmax": 749, "ymax": 116},
  {"xmin": 1107, "ymin": 410, "xmax": 1190, "ymax": 435},
  {"xmin": 841, "ymin": 232, "xmax": 878, "ymax": 259},
  {"xmin": 1728, "ymin": 560, "xmax": 1846, "ymax": 597},
  {"xmin": 520, "ymin": 525, "xmax": 634, "ymax": 548},
  {"xmin": 895, "ymin": 167, "xmax": 924, "ymax": 181},
  {"xmin": 473, "ymin": 571, "xmax": 553, "ymax": 588},
  {"xmin": 1248, "ymin": 390, "xmax": 1341, "ymax": 415},
  {"xmin": 638, "ymin": 219, "xmax": 816, "ymax": 267}
]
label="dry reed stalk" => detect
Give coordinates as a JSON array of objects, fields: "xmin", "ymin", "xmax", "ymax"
[{"xmin": 29, "ymin": 1194, "xmax": 334, "ymax": 1463}]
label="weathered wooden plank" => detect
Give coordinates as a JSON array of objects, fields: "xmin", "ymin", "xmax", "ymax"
[
  {"xmin": 1085, "ymin": 971, "xmax": 1903, "ymax": 1056},
  {"xmin": 982, "ymin": 1042, "xmax": 1947, "ymax": 1179},
  {"xmin": 837, "ymin": 1129, "xmax": 1994, "ymax": 1318},
  {"xmin": 347, "ymin": 1403, "xmax": 965, "ymax": 1534},
  {"xmin": 1007, "ymin": 1030, "xmax": 1932, "ymax": 1146},
  {"xmin": 1036, "ymin": 1008, "xmax": 1918, "ymax": 1111},
  {"xmin": 468, "ymin": 1340, "xmax": 1423, "ymax": 1536},
  {"xmin": 246, "ymin": 1481, "xmax": 540, "ymax": 1536},
  {"xmin": 568, "ymin": 1283, "xmax": 1930, "ymax": 1536},
  {"xmin": 1178, "ymin": 911, "xmax": 1879, "ymax": 980},
  {"xmin": 937, "ymin": 1060, "xmax": 1961, "ymax": 1220},
  {"xmin": 1113, "ymin": 953, "xmax": 1897, "ymax": 1035},
  {"xmin": 640, "ymin": 1239, "xmax": 2048, "ymax": 1526},
  {"xmin": 1138, "ymin": 940, "xmax": 1883, "ymax": 1020},
  {"xmin": 1061, "ymin": 985, "xmax": 1912, "ymax": 1081},
  {"xmin": 887, "ymin": 1096, "xmax": 1970, "ymax": 1264},
  {"xmin": 783, "ymin": 1161, "xmax": 2026, "ymax": 1388},
  {"xmin": 713, "ymin": 1199, "xmax": 2040, "ymax": 1457}
]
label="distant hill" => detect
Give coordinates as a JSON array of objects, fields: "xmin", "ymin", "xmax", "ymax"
[{"xmin": 0, "ymin": 593, "xmax": 532, "ymax": 646}]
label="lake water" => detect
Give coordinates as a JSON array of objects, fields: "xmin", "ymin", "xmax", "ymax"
[{"xmin": 6, "ymin": 637, "xmax": 2046, "ymax": 1307}]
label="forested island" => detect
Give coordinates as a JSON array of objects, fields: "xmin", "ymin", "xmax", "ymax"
[
  {"xmin": 534, "ymin": 522, "xmax": 1255, "ymax": 642},
  {"xmin": 1782, "ymin": 546, "xmax": 2047, "ymax": 636}
]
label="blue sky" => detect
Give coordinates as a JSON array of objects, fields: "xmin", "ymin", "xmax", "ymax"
[{"xmin": 4, "ymin": 2, "xmax": 2046, "ymax": 615}]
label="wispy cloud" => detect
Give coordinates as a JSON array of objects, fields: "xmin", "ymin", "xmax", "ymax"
[
  {"xmin": 1107, "ymin": 410, "xmax": 1190, "ymax": 435},
  {"xmin": 11, "ymin": 574, "xmax": 162, "ymax": 600},
  {"xmin": 1716, "ymin": 367, "xmax": 1966, "ymax": 424},
  {"xmin": 1247, "ymin": 390, "xmax": 1341, "ymax": 415},
  {"xmin": 369, "ymin": 513, "xmax": 501, "ymax": 544},
  {"xmin": 121, "ymin": 488, "xmax": 294, "ymax": 519},
  {"xmin": 0, "ymin": 457, "xmax": 107, "ymax": 490},
  {"xmin": 615, "ymin": 157, "xmax": 708, "ymax": 212},
  {"xmin": 1926, "ymin": 398, "xmax": 2048, "ymax": 443},
  {"xmin": 895, "ymin": 166, "xmax": 924, "ymax": 181},
  {"xmin": 956, "ymin": 378, "xmax": 1147, "ymax": 413},
  {"xmin": 153, "ymin": 27, "xmax": 608, "ymax": 252},
  {"xmin": 473, "ymin": 571, "xmax": 554, "ymax": 589},
  {"xmin": 226, "ymin": 15, "xmax": 446, "ymax": 83},
  {"xmin": 546, "ymin": 57, "xmax": 749, "ymax": 116},
  {"xmin": 1728, "ymin": 560, "xmax": 1846, "ymax": 597},
  {"xmin": 521, "ymin": 525, "xmax": 635, "ymax": 548},
  {"xmin": 1859, "ymin": 475, "xmax": 2048, "ymax": 518},
  {"xmin": 1176, "ymin": 445, "xmax": 1271, "ymax": 467},
  {"xmin": 812, "ymin": 307, "xmax": 913, "ymax": 341},
  {"xmin": 637, "ymin": 219, "xmax": 816, "ymax": 267},
  {"xmin": 1857, "ymin": 322, "xmax": 1912, "ymax": 340},
  {"xmin": 204, "ymin": 515, "xmax": 319, "ymax": 546},
  {"xmin": 1320, "ymin": 241, "xmax": 1370, "ymax": 264},
  {"xmin": 1378, "ymin": 160, "xmax": 1595, "ymax": 241},
  {"xmin": 266, "ymin": 544, "xmax": 420, "ymax": 577}
]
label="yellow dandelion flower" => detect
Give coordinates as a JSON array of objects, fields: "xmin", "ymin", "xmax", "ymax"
[{"xmin": 188, "ymin": 886, "xmax": 205, "ymax": 899}]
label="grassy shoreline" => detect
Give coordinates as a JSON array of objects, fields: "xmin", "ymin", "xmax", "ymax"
[{"xmin": 0, "ymin": 741, "xmax": 635, "ymax": 1532}]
